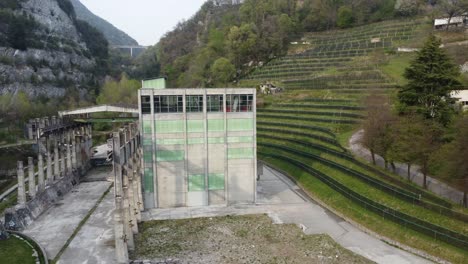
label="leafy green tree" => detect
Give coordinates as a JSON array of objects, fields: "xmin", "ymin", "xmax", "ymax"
[
  {"xmin": 416, "ymin": 120, "xmax": 444, "ymax": 189},
  {"xmin": 96, "ymin": 74, "xmax": 140, "ymax": 106},
  {"xmin": 211, "ymin": 57, "xmax": 236, "ymax": 85},
  {"xmin": 227, "ymin": 23, "xmax": 258, "ymax": 67},
  {"xmin": 337, "ymin": 6, "xmax": 354, "ymax": 28},
  {"xmin": 398, "ymin": 35, "xmax": 461, "ymax": 126}
]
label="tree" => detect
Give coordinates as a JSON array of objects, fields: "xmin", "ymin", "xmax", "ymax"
[
  {"xmin": 211, "ymin": 57, "xmax": 236, "ymax": 86},
  {"xmin": 96, "ymin": 74, "xmax": 140, "ymax": 106},
  {"xmin": 438, "ymin": 0, "xmax": 468, "ymax": 30},
  {"xmin": 398, "ymin": 35, "xmax": 461, "ymax": 126},
  {"xmin": 387, "ymin": 115, "xmax": 426, "ymax": 180},
  {"xmin": 361, "ymin": 93, "xmax": 395, "ymax": 166},
  {"xmin": 440, "ymin": 116, "xmax": 468, "ymax": 207},
  {"xmin": 227, "ymin": 23, "xmax": 258, "ymax": 67},
  {"xmin": 415, "ymin": 120, "xmax": 444, "ymax": 189},
  {"xmin": 337, "ymin": 6, "xmax": 354, "ymax": 28}
]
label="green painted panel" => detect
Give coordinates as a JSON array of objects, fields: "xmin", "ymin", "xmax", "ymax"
[
  {"xmin": 188, "ymin": 138, "xmax": 205, "ymax": 145},
  {"xmin": 228, "ymin": 136, "xmax": 253, "ymax": 143},
  {"xmin": 188, "ymin": 174, "xmax": 205, "ymax": 192},
  {"xmin": 156, "ymin": 138, "xmax": 185, "ymax": 145},
  {"xmin": 143, "ymin": 138, "xmax": 153, "ymax": 146},
  {"xmin": 187, "ymin": 120, "xmax": 204, "ymax": 133},
  {"xmin": 227, "ymin": 119, "xmax": 254, "ymax": 131},
  {"xmin": 209, "ymin": 173, "xmax": 225, "ymax": 190},
  {"xmin": 143, "ymin": 168, "xmax": 154, "ymax": 193},
  {"xmin": 143, "ymin": 150, "xmax": 153, "ymax": 163},
  {"xmin": 208, "ymin": 119, "xmax": 224, "ymax": 132},
  {"xmin": 228, "ymin": 148, "xmax": 254, "ymax": 159},
  {"xmin": 156, "ymin": 120, "xmax": 185, "ymax": 133},
  {"xmin": 208, "ymin": 137, "xmax": 224, "ymax": 144},
  {"xmin": 157, "ymin": 150, "xmax": 185, "ymax": 162},
  {"xmin": 142, "ymin": 78, "xmax": 166, "ymax": 89},
  {"xmin": 143, "ymin": 120, "xmax": 152, "ymax": 134}
]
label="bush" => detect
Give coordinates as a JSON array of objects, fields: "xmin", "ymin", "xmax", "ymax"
[{"xmin": 337, "ymin": 6, "xmax": 354, "ymax": 28}]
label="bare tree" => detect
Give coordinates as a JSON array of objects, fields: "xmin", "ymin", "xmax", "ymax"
[{"xmin": 438, "ymin": 0, "xmax": 468, "ymax": 30}]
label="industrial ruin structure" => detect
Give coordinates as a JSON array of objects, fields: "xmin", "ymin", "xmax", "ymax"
[{"xmin": 138, "ymin": 85, "xmax": 257, "ymax": 209}]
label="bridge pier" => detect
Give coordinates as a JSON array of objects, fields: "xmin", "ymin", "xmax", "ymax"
[{"xmin": 37, "ymin": 153, "xmax": 45, "ymax": 193}]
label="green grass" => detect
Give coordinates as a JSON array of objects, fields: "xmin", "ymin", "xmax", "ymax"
[
  {"xmin": 381, "ymin": 53, "xmax": 414, "ymax": 85},
  {"xmin": 0, "ymin": 235, "xmax": 36, "ymax": 264},
  {"xmin": 259, "ymin": 156, "xmax": 468, "ymax": 264}
]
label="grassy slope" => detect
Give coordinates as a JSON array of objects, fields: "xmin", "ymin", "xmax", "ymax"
[
  {"xmin": 242, "ymin": 18, "xmax": 468, "ymax": 263},
  {"xmin": 0, "ymin": 235, "xmax": 36, "ymax": 264}
]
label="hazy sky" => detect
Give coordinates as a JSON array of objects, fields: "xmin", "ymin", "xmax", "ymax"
[{"xmin": 80, "ymin": 0, "xmax": 207, "ymax": 46}]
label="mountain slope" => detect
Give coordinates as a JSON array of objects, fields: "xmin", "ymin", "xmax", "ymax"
[{"xmin": 71, "ymin": 0, "xmax": 138, "ymax": 46}]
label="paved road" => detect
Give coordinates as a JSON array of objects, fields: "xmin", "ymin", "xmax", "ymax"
[
  {"xmin": 143, "ymin": 165, "xmax": 432, "ymax": 264},
  {"xmin": 349, "ymin": 129, "xmax": 464, "ymax": 205}
]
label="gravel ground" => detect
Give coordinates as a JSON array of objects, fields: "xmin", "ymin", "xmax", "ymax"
[{"xmin": 131, "ymin": 214, "xmax": 374, "ymax": 264}]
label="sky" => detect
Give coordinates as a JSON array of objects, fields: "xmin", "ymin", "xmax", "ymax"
[{"xmin": 80, "ymin": 0, "xmax": 207, "ymax": 46}]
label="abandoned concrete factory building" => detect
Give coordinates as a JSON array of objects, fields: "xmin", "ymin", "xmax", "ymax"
[{"xmin": 138, "ymin": 81, "xmax": 257, "ymax": 209}]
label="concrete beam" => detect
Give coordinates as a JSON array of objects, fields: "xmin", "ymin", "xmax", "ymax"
[{"xmin": 58, "ymin": 105, "xmax": 138, "ymax": 117}]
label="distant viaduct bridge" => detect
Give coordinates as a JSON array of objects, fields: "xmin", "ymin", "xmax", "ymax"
[{"xmin": 110, "ymin": 45, "xmax": 148, "ymax": 58}]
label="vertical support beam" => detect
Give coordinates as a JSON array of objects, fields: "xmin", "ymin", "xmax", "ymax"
[
  {"xmin": 17, "ymin": 161, "xmax": 26, "ymax": 206},
  {"xmin": 114, "ymin": 197, "xmax": 129, "ymax": 264},
  {"xmin": 66, "ymin": 130, "xmax": 72, "ymax": 174},
  {"xmin": 72, "ymin": 129, "xmax": 77, "ymax": 169},
  {"xmin": 28, "ymin": 157, "xmax": 36, "ymax": 198},
  {"xmin": 54, "ymin": 135, "xmax": 60, "ymax": 181},
  {"xmin": 47, "ymin": 152, "xmax": 53, "ymax": 186},
  {"xmin": 122, "ymin": 169, "xmax": 135, "ymax": 250},
  {"xmin": 37, "ymin": 153, "xmax": 45, "ymax": 193},
  {"xmin": 136, "ymin": 147, "xmax": 144, "ymax": 212},
  {"xmin": 60, "ymin": 132, "xmax": 66, "ymax": 178}
]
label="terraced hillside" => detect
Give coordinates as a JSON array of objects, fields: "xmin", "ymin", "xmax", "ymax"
[{"xmin": 242, "ymin": 19, "xmax": 468, "ymax": 263}]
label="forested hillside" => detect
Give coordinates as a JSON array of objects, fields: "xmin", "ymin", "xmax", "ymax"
[{"xmin": 153, "ymin": 0, "xmax": 437, "ymax": 88}]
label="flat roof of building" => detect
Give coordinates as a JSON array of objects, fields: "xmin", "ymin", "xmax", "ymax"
[{"xmin": 139, "ymin": 88, "xmax": 256, "ymax": 95}]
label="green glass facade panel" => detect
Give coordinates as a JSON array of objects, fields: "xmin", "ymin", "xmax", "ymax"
[
  {"xmin": 188, "ymin": 138, "xmax": 205, "ymax": 145},
  {"xmin": 156, "ymin": 120, "xmax": 185, "ymax": 133},
  {"xmin": 208, "ymin": 119, "xmax": 224, "ymax": 132},
  {"xmin": 228, "ymin": 136, "xmax": 254, "ymax": 143},
  {"xmin": 188, "ymin": 174, "xmax": 205, "ymax": 192},
  {"xmin": 228, "ymin": 148, "xmax": 254, "ymax": 159},
  {"xmin": 156, "ymin": 138, "xmax": 185, "ymax": 145},
  {"xmin": 209, "ymin": 173, "xmax": 225, "ymax": 190},
  {"xmin": 187, "ymin": 120, "xmax": 204, "ymax": 133},
  {"xmin": 227, "ymin": 119, "xmax": 254, "ymax": 131},
  {"xmin": 208, "ymin": 137, "xmax": 224, "ymax": 144},
  {"xmin": 142, "ymin": 78, "xmax": 166, "ymax": 89},
  {"xmin": 143, "ymin": 150, "xmax": 153, "ymax": 163},
  {"xmin": 157, "ymin": 150, "xmax": 185, "ymax": 162},
  {"xmin": 143, "ymin": 168, "xmax": 154, "ymax": 193},
  {"xmin": 143, "ymin": 138, "xmax": 153, "ymax": 146},
  {"xmin": 143, "ymin": 120, "xmax": 152, "ymax": 134}
]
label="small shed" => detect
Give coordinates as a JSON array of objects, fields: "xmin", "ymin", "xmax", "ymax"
[
  {"xmin": 452, "ymin": 90, "xmax": 468, "ymax": 111},
  {"xmin": 434, "ymin": 15, "xmax": 467, "ymax": 30}
]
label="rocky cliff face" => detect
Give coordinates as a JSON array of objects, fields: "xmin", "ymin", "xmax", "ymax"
[{"xmin": 0, "ymin": 0, "xmax": 97, "ymax": 98}]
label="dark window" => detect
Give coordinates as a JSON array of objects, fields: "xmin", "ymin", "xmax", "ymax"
[
  {"xmin": 141, "ymin": 96, "xmax": 151, "ymax": 114},
  {"xmin": 226, "ymin": 94, "xmax": 253, "ymax": 112},
  {"xmin": 207, "ymin": 95, "xmax": 224, "ymax": 112},
  {"xmin": 186, "ymin": 95, "xmax": 204, "ymax": 112},
  {"xmin": 154, "ymin": 95, "xmax": 183, "ymax": 113}
]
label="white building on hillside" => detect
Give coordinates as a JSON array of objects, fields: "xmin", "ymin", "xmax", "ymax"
[
  {"xmin": 452, "ymin": 90, "xmax": 468, "ymax": 111},
  {"xmin": 434, "ymin": 15, "xmax": 468, "ymax": 29}
]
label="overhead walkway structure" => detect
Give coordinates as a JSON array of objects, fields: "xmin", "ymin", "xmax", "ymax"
[{"xmin": 58, "ymin": 105, "xmax": 139, "ymax": 123}]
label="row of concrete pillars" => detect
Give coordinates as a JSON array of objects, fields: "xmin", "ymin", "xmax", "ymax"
[
  {"xmin": 17, "ymin": 122, "xmax": 93, "ymax": 206},
  {"xmin": 112, "ymin": 124, "xmax": 144, "ymax": 264}
]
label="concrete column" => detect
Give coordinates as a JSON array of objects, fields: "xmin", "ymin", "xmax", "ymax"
[
  {"xmin": 131, "ymin": 154, "xmax": 141, "ymax": 223},
  {"xmin": 66, "ymin": 131, "xmax": 72, "ymax": 174},
  {"xmin": 54, "ymin": 137, "xmax": 60, "ymax": 181},
  {"xmin": 27, "ymin": 123, "xmax": 33, "ymax": 140},
  {"xmin": 122, "ymin": 172, "xmax": 135, "ymax": 250},
  {"xmin": 51, "ymin": 116, "xmax": 57, "ymax": 126},
  {"xmin": 17, "ymin": 161, "xmax": 26, "ymax": 206},
  {"xmin": 72, "ymin": 130, "xmax": 77, "ymax": 169},
  {"xmin": 60, "ymin": 133, "xmax": 66, "ymax": 178},
  {"xmin": 126, "ymin": 163, "xmax": 138, "ymax": 233},
  {"xmin": 136, "ymin": 147, "xmax": 144, "ymax": 212},
  {"xmin": 37, "ymin": 154, "xmax": 45, "ymax": 193},
  {"xmin": 46, "ymin": 153, "xmax": 53, "ymax": 186},
  {"xmin": 114, "ymin": 196, "xmax": 129, "ymax": 264},
  {"xmin": 28, "ymin": 157, "xmax": 36, "ymax": 198}
]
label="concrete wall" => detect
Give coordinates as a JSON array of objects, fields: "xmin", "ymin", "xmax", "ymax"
[{"xmin": 139, "ymin": 88, "xmax": 256, "ymax": 209}]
